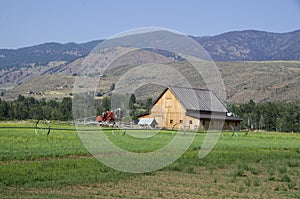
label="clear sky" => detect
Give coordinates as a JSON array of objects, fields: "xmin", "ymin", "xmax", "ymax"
[{"xmin": 1, "ymin": 0, "xmax": 300, "ymax": 49}]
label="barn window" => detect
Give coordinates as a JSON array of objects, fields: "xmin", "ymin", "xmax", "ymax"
[
  {"xmin": 179, "ymin": 120, "xmax": 183, "ymax": 123},
  {"xmin": 189, "ymin": 120, "xmax": 192, "ymax": 124},
  {"xmin": 170, "ymin": 120, "xmax": 173, "ymax": 124}
]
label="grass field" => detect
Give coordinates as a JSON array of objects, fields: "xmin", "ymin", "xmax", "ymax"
[{"xmin": 0, "ymin": 122, "xmax": 299, "ymax": 198}]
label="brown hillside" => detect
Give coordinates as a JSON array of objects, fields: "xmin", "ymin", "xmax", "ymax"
[{"xmin": 3, "ymin": 61, "xmax": 300, "ymax": 104}]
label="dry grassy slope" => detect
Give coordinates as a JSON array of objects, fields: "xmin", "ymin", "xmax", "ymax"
[
  {"xmin": 0, "ymin": 61, "xmax": 66, "ymax": 86},
  {"xmin": 59, "ymin": 48, "xmax": 173, "ymax": 76},
  {"xmin": 217, "ymin": 61, "xmax": 300, "ymax": 103},
  {"xmin": 102, "ymin": 60, "xmax": 300, "ymax": 104},
  {"xmin": 4, "ymin": 61, "xmax": 300, "ymax": 104},
  {"xmin": 4, "ymin": 75, "xmax": 75, "ymax": 100}
]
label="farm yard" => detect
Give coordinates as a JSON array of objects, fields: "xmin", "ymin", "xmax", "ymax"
[{"xmin": 0, "ymin": 121, "xmax": 299, "ymax": 198}]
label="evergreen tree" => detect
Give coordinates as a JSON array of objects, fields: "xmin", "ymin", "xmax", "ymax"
[{"xmin": 102, "ymin": 96, "xmax": 111, "ymax": 111}]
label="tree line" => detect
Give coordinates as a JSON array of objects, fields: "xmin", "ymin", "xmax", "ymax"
[
  {"xmin": 1, "ymin": 95, "xmax": 299, "ymax": 132},
  {"xmin": 228, "ymin": 100, "xmax": 300, "ymax": 132},
  {"xmin": 0, "ymin": 95, "xmax": 72, "ymax": 121},
  {"xmin": 0, "ymin": 94, "xmax": 152, "ymax": 122}
]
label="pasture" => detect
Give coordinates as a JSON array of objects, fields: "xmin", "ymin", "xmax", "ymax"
[{"xmin": 0, "ymin": 122, "xmax": 299, "ymax": 198}]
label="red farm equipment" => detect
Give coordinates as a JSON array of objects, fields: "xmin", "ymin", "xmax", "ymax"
[{"xmin": 96, "ymin": 111, "xmax": 116, "ymax": 127}]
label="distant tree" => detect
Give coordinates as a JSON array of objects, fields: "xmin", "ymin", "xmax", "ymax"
[
  {"xmin": 15, "ymin": 102, "xmax": 28, "ymax": 120},
  {"xmin": 48, "ymin": 99, "xmax": 59, "ymax": 108},
  {"xmin": 129, "ymin": 94, "xmax": 136, "ymax": 109},
  {"xmin": 0, "ymin": 99, "xmax": 9, "ymax": 119},
  {"xmin": 72, "ymin": 93, "xmax": 95, "ymax": 119},
  {"xmin": 102, "ymin": 96, "xmax": 111, "ymax": 111},
  {"xmin": 259, "ymin": 115, "xmax": 265, "ymax": 130},
  {"xmin": 42, "ymin": 106, "xmax": 52, "ymax": 120},
  {"xmin": 96, "ymin": 106, "xmax": 104, "ymax": 116},
  {"xmin": 59, "ymin": 97, "xmax": 72, "ymax": 120},
  {"xmin": 17, "ymin": 94, "xmax": 25, "ymax": 102},
  {"xmin": 110, "ymin": 83, "xmax": 115, "ymax": 91},
  {"xmin": 145, "ymin": 98, "xmax": 153, "ymax": 111}
]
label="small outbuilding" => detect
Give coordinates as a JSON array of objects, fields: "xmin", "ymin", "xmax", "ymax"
[{"xmin": 138, "ymin": 118, "xmax": 158, "ymax": 128}]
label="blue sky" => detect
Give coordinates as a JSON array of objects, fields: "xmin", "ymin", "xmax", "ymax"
[{"xmin": 1, "ymin": 0, "xmax": 300, "ymax": 49}]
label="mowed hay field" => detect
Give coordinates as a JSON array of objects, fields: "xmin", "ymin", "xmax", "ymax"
[{"xmin": 0, "ymin": 122, "xmax": 299, "ymax": 198}]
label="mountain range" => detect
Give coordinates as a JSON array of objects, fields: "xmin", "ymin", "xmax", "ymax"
[{"xmin": 0, "ymin": 29, "xmax": 300, "ymax": 70}]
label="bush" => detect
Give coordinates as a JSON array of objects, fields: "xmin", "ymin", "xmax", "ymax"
[
  {"xmin": 280, "ymin": 174, "xmax": 291, "ymax": 182},
  {"xmin": 288, "ymin": 182, "xmax": 296, "ymax": 190}
]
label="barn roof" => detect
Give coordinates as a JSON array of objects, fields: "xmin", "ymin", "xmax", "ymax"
[{"xmin": 168, "ymin": 86, "xmax": 228, "ymax": 113}]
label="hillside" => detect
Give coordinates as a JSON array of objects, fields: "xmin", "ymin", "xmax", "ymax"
[
  {"xmin": 195, "ymin": 29, "xmax": 300, "ymax": 61},
  {"xmin": 0, "ymin": 41, "xmax": 101, "ymax": 70},
  {"xmin": 217, "ymin": 61, "xmax": 300, "ymax": 103},
  {"xmin": 3, "ymin": 61, "xmax": 300, "ymax": 104}
]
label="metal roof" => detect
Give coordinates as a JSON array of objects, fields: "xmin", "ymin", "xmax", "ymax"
[
  {"xmin": 138, "ymin": 118, "xmax": 157, "ymax": 125},
  {"xmin": 169, "ymin": 86, "xmax": 228, "ymax": 113}
]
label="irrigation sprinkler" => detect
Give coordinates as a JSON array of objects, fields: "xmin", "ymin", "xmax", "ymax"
[
  {"xmin": 0, "ymin": 120, "xmax": 102, "ymax": 135},
  {"xmin": 0, "ymin": 120, "xmax": 156, "ymax": 135}
]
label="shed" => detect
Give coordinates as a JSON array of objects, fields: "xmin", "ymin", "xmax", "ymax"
[{"xmin": 138, "ymin": 118, "xmax": 158, "ymax": 128}]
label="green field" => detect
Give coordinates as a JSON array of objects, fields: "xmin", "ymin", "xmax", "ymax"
[{"xmin": 0, "ymin": 122, "xmax": 299, "ymax": 198}]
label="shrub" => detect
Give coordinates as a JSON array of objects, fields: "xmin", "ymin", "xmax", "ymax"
[
  {"xmin": 253, "ymin": 178, "xmax": 260, "ymax": 186},
  {"xmin": 186, "ymin": 166, "xmax": 195, "ymax": 174},
  {"xmin": 278, "ymin": 167, "xmax": 287, "ymax": 174},
  {"xmin": 267, "ymin": 176, "xmax": 275, "ymax": 181},
  {"xmin": 244, "ymin": 178, "xmax": 251, "ymax": 186},
  {"xmin": 288, "ymin": 182, "xmax": 296, "ymax": 190},
  {"xmin": 235, "ymin": 169, "xmax": 245, "ymax": 177},
  {"xmin": 280, "ymin": 174, "xmax": 291, "ymax": 182},
  {"xmin": 250, "ymin": 167, "xmax": 260, "ymax": 175},
  {"xmin": 287, "ymin": 160, "xmax": 299, "ymax": 167}
]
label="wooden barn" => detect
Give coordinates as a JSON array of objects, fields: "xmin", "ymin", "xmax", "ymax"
[{"xmin": 138, "ymin": 86, "xmax": 241, "ymax": 130}]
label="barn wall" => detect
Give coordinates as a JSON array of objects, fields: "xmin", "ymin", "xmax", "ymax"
[
  {"xmin": 147, "ymin": 89, "xmax": 185, "ymax": 129},
  {"xmin": 182, "ymin": 115, "xmax": 203, "ymax": 130},
  {"xmin": 140, "ymin": 89, "xmax": 205, "ymax": 130}
]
